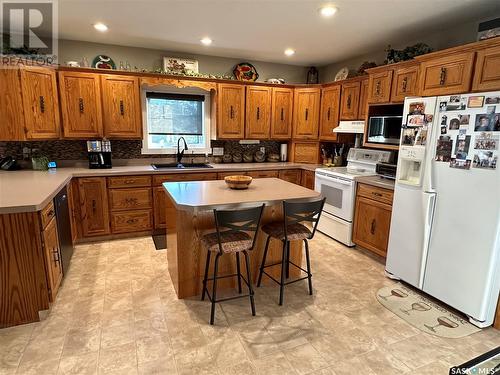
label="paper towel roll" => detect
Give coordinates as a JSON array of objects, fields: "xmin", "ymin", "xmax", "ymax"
[{"xmin": 280, "ymin": 144, "xmax": 287, "ymax": 162}]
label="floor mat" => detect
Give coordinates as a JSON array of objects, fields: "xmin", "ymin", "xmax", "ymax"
[
  {"xmin": 376, "ymin": 283, "xmax": 481, "ymax": 338},
  {"xmin": 152, "ymin": 235, "xmax": 166, "ymax": 250}
]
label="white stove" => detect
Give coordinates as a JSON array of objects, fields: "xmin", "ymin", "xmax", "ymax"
[{"xmin": 315, "ymin": 148, "xmax": 391, "ymax": 246}]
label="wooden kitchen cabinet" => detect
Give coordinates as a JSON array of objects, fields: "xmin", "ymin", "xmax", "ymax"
[
  {"xmin": 472, "ymin": 44, "xmax": 500, "ymax": 91},
  {"xmin": 153, "ymin": 186, "xmax": 168, "ymax": 229},
  {"xmin": 217, "ymin": 83, "xmax": 245, "ymax": 139},
  {"xmin": 301, "ymin": 169, "xmax": 315, "ymax": 190},
  {"xmin": 292, "ymin": 88, "xmax": 320, "ymax": 139},
  {"xmin": 391, "ymin": 64, "xmax": 420, "ymax": 102},
  {"xmin": 109, "ymin": 188, "xmax": 152, "ymax": 211},
  {"xmin": 278, "ymin": 169, "xmax": 302, "ymax": 185},
  {"xmin": 353, "ymin": 183, "xmax": 393, "ymax": 257},
  {"xmin": 340, "ymin": 81, "xmax": 360, "ymax": 120},
  {"xmin": 246, "ymin": 170, "xmax": 279, "ymax": 178},
  {"xmin": 289, "ymin": 141, "xmax": 320, "ymax": 164},
  {"xmin": 41, "ymin": 216, "xmax": 63, "ymax": 302},
  {"xmin": 245, "ymin": 86, "xmax": 271, "ymax": 139},
  {"xmin": 111, "ymin": 210, "xmax": 153, "ymax": 234},
  {"xmin": 319, "ymin": 85, "xmax": 341, "ymax": 140},
  {"xmin": 101, "ymin": 74, "xmax": 142, "ymax": 138},
  {"xmin": 59, "ymin": 71, "xmax": 103, "ymax": 138},
  {"xmin": 417, "ymin": 51, "xmax": 475, "ymax": 96},
  {"xmin": 368, "ymin": 69, "xmax": 393, "ymax": 104},
  {"xmin": 270, "ymin": 87, "xmax": 293, "ymax": 139},
  {"xmin": 358, "ymin": 79, "xmax": 369, "ymax": 119},
  {"xmin": 0, "ymin": 68, "xmax": 25, "ymax": 141},
  {"xmin": 78, "ymin": 177, "xmax": 110, "ymax": 237},
  {"xmin": 20, "ymin": 67, "xmax": 60, "ymax": 140}
]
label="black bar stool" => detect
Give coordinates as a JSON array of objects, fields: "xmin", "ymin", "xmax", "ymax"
[
  {"xmin": 257, "ymin": 198, "xmax": 325, "ymax": 305},
  {"xmin": 201, "ymin": 204, "xmax": 265, "ymax": 325}
]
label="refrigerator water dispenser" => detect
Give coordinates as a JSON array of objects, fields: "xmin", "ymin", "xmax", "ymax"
[{"xmin": 397, "ymin": 146, "xmax": 426, "ymax": 186}]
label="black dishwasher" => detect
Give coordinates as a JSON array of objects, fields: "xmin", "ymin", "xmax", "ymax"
[{"xmin": 54, "ymin": 187, "xmax": 74, "ymax": 274}]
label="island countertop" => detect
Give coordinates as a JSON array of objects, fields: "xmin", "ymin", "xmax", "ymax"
[{"xmin": 163, "ymin": 177, "xmax": 320, "ymax": 212}]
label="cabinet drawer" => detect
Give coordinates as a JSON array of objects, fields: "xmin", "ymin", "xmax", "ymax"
[
  {"xmin": 109, "ymin": 188, "xmax": 152, "ymax": 211},
  {"xmin": 246, "ymin": 170, "xmax": 279, "ymax": 178},
  {"xmin": 40, "ymin": 200, "xmax": 56, "ymax": 229},
  {"xmin": 217, "ymin": 171, "xmax": 247, "ymax": 180},
  {"xmin": 357, "ymin": 183, "xmax": 393, "ymax": 205},
  {"xmin": 152, "ymin": 172, "xmax": 217, "ymax": 185},
  {"xmin": 108, "ymin": 175, "xmax": 151, "ymax": 188},
  {"xmin": 278, "ymin": 169, "xmax": 302, "ymax": 185},
  {"xmin": 111, "ymin": 210, "xmax": 153, "ymax": 233}
]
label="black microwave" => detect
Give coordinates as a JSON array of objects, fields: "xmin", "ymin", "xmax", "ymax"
[{"xmin": 367, "ymin": 116, "xmax": 403, "ymax": 145}]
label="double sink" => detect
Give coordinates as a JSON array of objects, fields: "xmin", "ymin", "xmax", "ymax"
[{"xmin": 151, "ymin": 163, "xmax": 213, "ymax": 170}]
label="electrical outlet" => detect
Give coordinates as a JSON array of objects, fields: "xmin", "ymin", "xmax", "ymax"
[{"xmin": 212, "ymin": 147, "xmax": 224, "ymax": 156}]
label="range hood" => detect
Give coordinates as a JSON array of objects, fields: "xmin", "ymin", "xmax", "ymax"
[{"xmin": 333, "ymin": 120, "xmax": 365, "ymax": 134}]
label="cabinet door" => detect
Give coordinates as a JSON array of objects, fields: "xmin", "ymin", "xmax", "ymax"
[
  {"xmin": 301, "ymin": 170, "xmax": 315, "ymax": 190},
  {"xmin": 109, "ymin": 188, "xmax": 152, "ymax": 211},
  {"xmin": 270, "ymin": 87, "xmax": 293, "ymax": 139},
  {"xmin": 42, "ymin": 217, "xmax": 63, "ymax": 302},
  {"xmin": 291, "ymin": 141, "xmax": 319, "ymax": 164},
  {"xmin": 319, "ymin": 85, "xmax": 340, "ymax": 140},
  {"xmin": 292, "ymin": 88, "xmax": 320, "ymax": 139},
  {"xmin": 217, "ymin": 83, "xmax": 245, "ymax": 139},
  {"xmin": 67, "ymin": 179, "xmax": 81, "ymax": 243},
  {"xmin": 59, "ymin": 72, "xmax": 103, "ymax": 138},
  {"xmin": 101, "ymin": 75, "xmax": 142, "ymax": 138},
  {"xmin": 20, "ymin": 68, "xmax": 60, "ymax": 140},
  {"xmin": 418, "ymin": 51, "xmax": 474, "ymax": 96},
  {"xmin": 0, "ymin": 68, "xmax": 25, "ymax": 141},
  {"xmin": 153, "ymin": 186, "xmax": 168, "ymax": 229},
  {"xmin": 340, "ymin": 81, "xmax": 360, "ymax": 120},
  {"xmin": 358, "ymin": 79, "xmax": 369, "ymax": 119},
  {"xmin": 278, "ymin": 169, "xmax": 302, "ymax": 185},
  {"xmin": 368, "ymin": 70, "xmax": 393, "ymax": 104},
  {"xmin": 245, "ymin": 86, "xmax": 271, "ymax": 139},
  {"xmin": 352, "ymin": 196, "xmax": 392, "ymax": 257},
  {"xmin": 391, "ymin": 65, "xmax": 419, "ymax": 102},
  {"xmin": 472, "ymin": 45, "xmax": 500, "ymax": 91},
  {"xmin": 78, "ymin": 177, "xmax": 110, "ymax": 237}
]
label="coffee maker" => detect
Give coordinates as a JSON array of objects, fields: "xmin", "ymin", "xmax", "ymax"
[{"xmin": 87, "ymin": 140, "xmax": 112, "ymax": 169}]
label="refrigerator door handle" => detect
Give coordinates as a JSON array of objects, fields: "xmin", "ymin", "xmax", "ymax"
[{"xmin": 420, "ymin": 192, "xmax": 436, "ymax": 288}]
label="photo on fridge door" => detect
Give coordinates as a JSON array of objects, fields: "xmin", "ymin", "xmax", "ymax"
[
  {"xmin": 473, "ymin": 151, "xmax": 497, "ymax": 169},
  {"xmin": 446, "ymin": 95, "xmax": 467, "ymax": 111},
  {"xmin": 450, "ymin": 158, "xmax": 471, "ymax": 169},
  {"xmin": 474, "ymin": 107, "xmax": 499, "ymax": 131},
  {"xmin": 474, "ymin": 132, "xmax": 498, "ymax": 150},
  {"xmin": 435, "ymin": 136, "xmax": 453, "ymax": 162},
  {"xmin": 449, "ymin": 116, "xmax": 460, "ymax": 130},
  {"xmin": 454, "ymin": 135, "xmax": 471, "ymax": 160}
]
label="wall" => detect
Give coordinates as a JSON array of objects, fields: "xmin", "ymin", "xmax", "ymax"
[
  {"xmin": 59, "ymin": 40, "xmax": 309, "ymax": 84},
  {"xmin": 319, "ymin": 19, "xmax": 482, "ymax": 82}
]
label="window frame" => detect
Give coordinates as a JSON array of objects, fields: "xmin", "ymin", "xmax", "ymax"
[{"xmin": 141, "ymin": 86, "xmax": 212, "ymax": 155}]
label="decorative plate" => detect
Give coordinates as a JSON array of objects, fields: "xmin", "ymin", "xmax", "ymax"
[
  {"xmin": 233, "ymin": 62, "xmax": 259, "ymax": 81},
  {"xmin": 92, "ymin": 55, "xmax": 116, "ymax": 69},
  {"xmin": 334, "ymin": 67, "xmax": 349, "ymax": 81}
]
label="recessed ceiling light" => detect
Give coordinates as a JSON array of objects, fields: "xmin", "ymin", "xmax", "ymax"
[
  {"xmin": 93, "ymin": 23, "xmax": 108, "ymax": 32},
  {"xmin": 200, "ymin": 37, "xmax": 213, "ymax": 46},
  {"xmin": 284, "ymin": 48, "xmax": 295, "ymax": 56},
  {"xmin": 319, "ymin": 5, "xmax": 338, "ymax": 17}
]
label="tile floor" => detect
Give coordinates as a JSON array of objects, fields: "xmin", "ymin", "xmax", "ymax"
[{"xmin": 1, "ymin": 233, "xmax": 499, "ymax": 375}]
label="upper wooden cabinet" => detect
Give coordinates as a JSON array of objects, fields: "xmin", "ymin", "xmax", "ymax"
[
  {"xmin": 292, "ymin": 88, "xmax": 320, "ymax": 139},
  {"xmin": 217, "ymin": 83, "xmax": 245, "ymax": 139},
  {"xmin": 391, "ymin": 64, "xmax": 420, "ymax": 102},
  {"xmin": 270, "ymin": 87, "xmax": 293, "ymax": 139},
  {"xmin": 340, "ymin": 81, "xmax": 360, "ymax": 120},
  {"xmin": 101, "ymin": 75, "xmax": 142, "ymax": 138},
  {"xmin": 20, "ymin": 68, "xmax": 60, "ymax": 140},
  {"xmin": 319, "ymin": 85, "xmax": 341, "ymax": 140},
  {"xmin": 59, "ymin": 71, "xmax": 103, "ymax": 138},
  {"xmin": 78, "ymin": 177, "xmax": 110, "ymax": 237},
  {"xmin": 368, "ymin": 70, "xmax": 393, "ymax": 104},
  {"xmin": 0, "ymin": 69, "xmax": 25, "ymax": 141},
  {"xmin": 359, "ymin": 79, "xmax": 369, "ymax": 119},
  {"xmin": 245, "ymin": 85, "xmax": 271, "ymax": 139},
  {"xmin": 417, "ymin": 51, "xmax": 475, "ymax": 96},
  {"xmin": 472, "ymin": 45, "xmax": 500, "ymax": 91}
]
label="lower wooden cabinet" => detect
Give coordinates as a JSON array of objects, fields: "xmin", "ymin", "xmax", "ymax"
[
  {"xmin": 153, "ymin": 186, "xmax": 168, "ymax": 229},
  {"xmin": 353, "ymin": 183, "xmax": 393, "ymax": 257},
  {"xmin": 246, "ymin": 170, "xmax": 279, "ymax": 178},
  {"xmin": 111, "ymin": 210, "xmax": 153, "ymax": 234},
  {"xmin": 78, "ymin": 177, "xmax": 110, "ymax": 237},
  {"xmin": 278, "ymin": 169, "xmax": 302, "ymax": 185},
  {"xmin": 42, "ymin": 216, "xmax": 63, "ymax": 302},
  {"xmin": 301, "ymin": 170, "xmax": 315, "ymax": 190}
]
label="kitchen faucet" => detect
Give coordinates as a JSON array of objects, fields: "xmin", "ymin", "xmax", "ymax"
[{"xmin": 176, "ymin": 137, "xmax": 188, "ymax": 166}]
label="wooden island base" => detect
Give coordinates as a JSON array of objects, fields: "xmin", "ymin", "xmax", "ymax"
[{"xmin": 165, "ymin": 199, "xmax": 303, "ymax": 299}]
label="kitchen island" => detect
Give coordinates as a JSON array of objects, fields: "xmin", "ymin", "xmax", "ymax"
[{"xmin": 163, "ymin": 177, "xmax": 320, "ymax": 298}]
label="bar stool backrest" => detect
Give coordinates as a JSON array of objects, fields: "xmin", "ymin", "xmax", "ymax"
[
  {"xmin": 283, "ymin": 198, "xmax": 326, "ymax": 241},
  {"xmin": 213, "ymin": 204, "xmax": 265, "ymax": 253}
]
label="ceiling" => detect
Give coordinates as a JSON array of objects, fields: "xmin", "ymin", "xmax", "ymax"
[{"xmin": 57, "ymin": 0, "xmax": 499, "ymax": 66}]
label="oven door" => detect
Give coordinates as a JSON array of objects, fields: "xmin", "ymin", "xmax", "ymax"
[{"xmin": 314, "ymin": 172, "xmax": 355, "ymax": 222}]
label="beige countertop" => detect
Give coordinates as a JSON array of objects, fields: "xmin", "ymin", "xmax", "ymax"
[
  {"xmin": 356, "ymin": 175, "xmax": 395, "ymax": 190},
  {"xmin": 0, "ymin": 162, "xmax": 320, "ymax": 214},
  {"xmin": 163, "ymin": 177, "xmax": 320, "ymax": 212}
]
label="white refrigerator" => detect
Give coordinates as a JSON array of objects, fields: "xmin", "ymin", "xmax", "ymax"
[{"xmin": 386, "ymin": 91, "xmax": 500, "ymax": 328}]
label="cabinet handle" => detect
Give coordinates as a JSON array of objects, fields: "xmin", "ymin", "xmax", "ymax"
[
  {"xmin": 230, "ymin": 105, "xmax": 234, "ymax": 119},
  {"xmin": 280, "ymin": 108, "xmax": 284, "ymax": 121},
  {"xmin": 126, "ymin": 218, "xmax": 138, "ymax": 224},
  {"xmin": 91, "ymin": 199, "xmax": 96, "ymax": 214},
  {"xmin": 375, "ymin": 81, "xmax": 381, "ymax": 95},
  {"xmin": 119, "ymin": 100, "xmax": 124, "ymax": 115},
  {"xmin": 439, "ymin": 67, "xmax": 447, "ymax": 86},
  {"xmin": 53, "ymin": 248, "xmax": 60, "ymax": 263},
  {"xmin": 327, "ymin": 107, "xmax": 331, "ymax": 121},
  {"xmin": 39, "ymin": 95, "xmax": 45, "ymax": 113},
  {"xmin": 79, "ymin": 98, "xmax": 84, "ymax": 113},
  {"xmin": 401, "ymin": 77, "xmax": 408, "ymax": 92},
  {"xmin": 124, "ymin": 179, "xmax": 135, "ymax": 184},
  {"xmin": 47, "ymin": 209, "xmax": 54, "ymax": 217},
  {"xmin": 347, "ymin": 95, "xmax": 352, "ymax": 109},
  {"xmin": 305, "ymin": 108, "xmax": 309, "ymax": 121},
  {"xmin": 256, "ymin": 107, "xmax": 260, "ymax": 120},
  {"xmin": 370, "ymin": 219, "xmax": 376, "ymax": 235},
  {"xmin": 125, "ymin": 198, "xmax": 138, "ymax": 205},
  {"xmin": 372, "ymin": 192, "xmax": 383, "ymax": 197}
]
